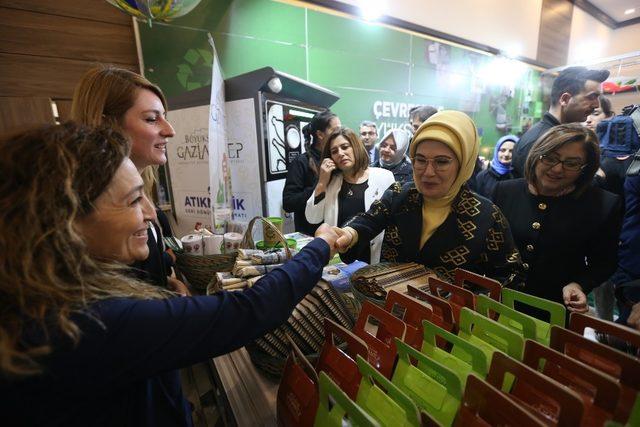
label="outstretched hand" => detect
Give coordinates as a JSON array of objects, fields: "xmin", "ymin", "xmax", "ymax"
[
  {"xmin": 333, "ymin": 226, "xmax": 354, "ymax": 253},
  {"xmin": 315, "ymin": 223, "xmax": 341, "ymax": 258}
]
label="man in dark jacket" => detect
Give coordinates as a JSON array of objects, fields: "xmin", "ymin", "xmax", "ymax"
[
  {"xmin": 512, "ymin": 66, "xmax": 609, "ymax": 177},
  {"xmin": 360, "ymin": 120, "xmax": 380, "ymax": 165}
]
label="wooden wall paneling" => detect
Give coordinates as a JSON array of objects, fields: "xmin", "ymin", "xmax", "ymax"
[
  {"xmin": 537, "ymin": 0, "xmax": 574, "ymax": 68},
  {"xmin": 0, "ymin": 0, "xmax": 131, "ymax": 25},
  {"xmin": 0, "ymin": 97, "xmax": 54, "ymax": 134},
  {"xmin": 0, "ymin": 53, "xmax": 137, "ymax": 99},
  {"xmin": 0, "ymin": 7, "xmax": 137, "ymax": 65}
]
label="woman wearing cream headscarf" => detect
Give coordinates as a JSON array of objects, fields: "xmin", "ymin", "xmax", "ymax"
[
  {"xmin": 373, "ymin": 128, "xmax": 413, "ymax": 184},
  {"xmin": 336, "ymin": 111, "xmax": 522, "ymax": 284}
]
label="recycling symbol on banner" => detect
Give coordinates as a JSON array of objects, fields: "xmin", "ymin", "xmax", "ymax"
[{"xmin": 177, "ymin": 48, "xmax": 213, "ymax": 91}]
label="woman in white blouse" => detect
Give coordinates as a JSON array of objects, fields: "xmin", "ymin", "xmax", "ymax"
[{"xmin": 305, "ymin": 127, "xmax": 395, "ymax": 263}]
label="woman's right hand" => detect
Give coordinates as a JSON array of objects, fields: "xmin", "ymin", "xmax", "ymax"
[{"xmin": 318, "ymin": 158, "xmax": 336, "ymax": 187}]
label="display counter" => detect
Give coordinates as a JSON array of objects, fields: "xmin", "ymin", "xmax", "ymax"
[{"xmin": 210, "ymin": 348, "xmax": 278, "ymax": 426}]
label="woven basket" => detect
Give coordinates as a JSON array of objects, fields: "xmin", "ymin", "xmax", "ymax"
[
  {"xmin": 175, "ymin": 251, "xmax": 236, "ymax": 291},
  {"xmin": 239, "ymin": 216, "xmax": 292, "ymax": 259},
  {"xmin": 175, "ymin": 217, "xmax": 289, "ymax": 291}
]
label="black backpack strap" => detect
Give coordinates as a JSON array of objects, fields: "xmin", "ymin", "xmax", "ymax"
[{"xmin": 626, "ymin": 149, "xmax": 640, "ymax": 177}]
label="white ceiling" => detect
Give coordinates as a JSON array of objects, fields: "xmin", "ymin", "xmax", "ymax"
[{"xmin": 589, "ymin": 0, "xmax": 640, "ymax": 22}]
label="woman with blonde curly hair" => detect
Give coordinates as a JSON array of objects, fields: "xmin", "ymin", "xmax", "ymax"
[{"xmin": 0, "ymin": 122, "xmax": 338, "ymax": 425}]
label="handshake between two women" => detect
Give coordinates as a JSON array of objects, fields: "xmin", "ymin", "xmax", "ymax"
[{"xmin": 314, "ymin": 224, "xmax": 356, "ymax": 258}]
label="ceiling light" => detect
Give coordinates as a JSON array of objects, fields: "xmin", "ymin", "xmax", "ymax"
[
  {"xmin": 624, "ymin": 8, "xmax": 635, "ymax": 15},
  {"xmin": 359, "ymin": 0, "xmax": 385, "ymax": 21}
]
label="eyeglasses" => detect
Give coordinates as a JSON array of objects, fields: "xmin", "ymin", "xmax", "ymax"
[
  {"xmin": 411, "ymin": 156, "xmax": 455, "ymax": 172},
  {"xmin": 539, "ymin": 154, "xmax": 585, "ymax": 171},
  {"xmin": 360, "ymin": 131, "xmax": 376, "ymax": 137}
]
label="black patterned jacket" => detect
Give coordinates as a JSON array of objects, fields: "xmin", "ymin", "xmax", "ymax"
[{"xmin": 342, "ymin": 181, "xmax": 522, "ymax": 285}]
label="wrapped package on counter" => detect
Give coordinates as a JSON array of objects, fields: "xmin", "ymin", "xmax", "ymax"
[
  {"xmin": 210, "ymin": 272, "xmax": 264, "ymax": 292},
  {"xmin": 237, "ymin": 248, "xmax": 264, "ymax": 260},
  {"xmin": 250, "ymin": 249, "xmax": 297, "ymax": 265},
  {"xmin": 214, "ymin": 272, "xmax": 262, "ymax": 291},
  {"xmin": 222, "ymin": 275, "xmax": 264, "ymax": 291},
  {"xmin": 214, "ymin": 272, "xmax": 244, "ymax": 286},
  {"xmin": 235, "ymin": 264, "xmax": 283, "ymax": 278}
]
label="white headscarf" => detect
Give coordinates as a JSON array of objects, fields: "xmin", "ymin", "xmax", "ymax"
[{"xmin": 379, "ymin": 128, "xmax": 411, "ymax": 168}]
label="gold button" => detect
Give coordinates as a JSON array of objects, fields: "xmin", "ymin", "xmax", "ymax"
[
  {"xmin": 532, "ymin": 222, "xmax": 541, "ymax": 230},
  {"xmin": 523, "ymin": 263, "xmax": 529, "ymax": 270},
  {"xmin": 538, "ymin": 203, "xmax": 547, "ymax": 210},
  {"xmin": 526, "ymin": 244, "xmax": 534, "ymax": 252}
]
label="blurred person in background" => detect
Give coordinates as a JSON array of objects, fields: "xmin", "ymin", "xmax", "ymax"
[
  {"xmin": 473, "ymin": 135, "xmax": 517, "ymax": 198},
  {"xmin": 512, "ymin": 66, "xmax": 609, "ymax": 177},
  {"xmin": 373, "ymin": 128, "xmax": 414, "ymax": 184},
  {"xmin": 359, "ymin": 120, "xmax": 380, "ymax": 164},
  {"xmin": 283, "ymin": 110, "xmax": 341, "ymax": 236}
]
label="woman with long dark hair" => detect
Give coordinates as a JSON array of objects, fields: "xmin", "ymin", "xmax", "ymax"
[{"xmin": 283, "ymin": 110, "xmax": 341, "ymax": 235}]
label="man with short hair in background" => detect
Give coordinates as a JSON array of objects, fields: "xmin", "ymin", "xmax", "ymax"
[
  {"xmin": 409, "ymin": 105, "xmax": 438, "ymax": 134},
  {"xmin": 512, "ymin": 66, "xmax": 610, "ymax": 177},
  {"xmin": 360, "ymin": 120, "xmax": 380, "ymax": 165}
]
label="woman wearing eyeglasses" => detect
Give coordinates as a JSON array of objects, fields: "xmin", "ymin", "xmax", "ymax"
[
  {"xmin": 334, "ymin": 111, "xmax": 522, "ymax": 285},
  {"xmin": 492, "ymin": 124, "xmax": 621, "ymax": 314}
]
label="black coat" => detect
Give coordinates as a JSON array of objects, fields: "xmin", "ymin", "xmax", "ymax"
[
  {"xmin": 283, "ymin": 150, "xmax": 321, "ymax": 236},
  {"xmin": 473, "ymin": 167, "xmax": 515, "ymax": 199},
  {"xmin": 493, "ymin": 179, "xmax": 621, "ymax": 304},
  {"xmin": 342, "ymin": 182, "xmax": 522, "ymax": 285},
  {"xmin": 598, "ymin": 156, "xmax": 634, "ymax": 197},
  {"xmin": 512, "ymin": 112, "xmax": 560, "ymax": 177}
]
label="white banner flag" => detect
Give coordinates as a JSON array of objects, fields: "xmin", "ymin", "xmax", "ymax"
[{"xmin": 208, "ymin": 36, "xmax": 233, "ymax": 233}]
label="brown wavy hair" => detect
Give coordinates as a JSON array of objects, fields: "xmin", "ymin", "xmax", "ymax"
[
  {"xmin": 321, "ymin": 127, "xmax": 370, "ymax": 178},
  {"xmin": 0, "ymin": 122, "xmax": 166, "ymax": 378},
  {"xmin": 524, "ymin": 123, "xmax": 600, "ymax": 196},
  {"xmin": 71, "ymin": 64, "xmax": 168, "ymax": 198}
]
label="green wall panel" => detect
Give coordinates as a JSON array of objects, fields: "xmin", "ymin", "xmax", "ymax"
[
  {"xmin": 213, "ymin": 33, "xmax": 306, "ymax": 80},
  {"xmin": 307, "ymin": 10, "xmax": 410, "ymax": 62},
  {"xmin": 308, "ymin": 48, "xmax": 409, "ymax": 93},
  {"xmin": 138, "ymin": 0, "xmax": 543, "ymax": 152},
  {"xmin": 214, "ymin": 0, "xmax": 306, "ymax": 45}
]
